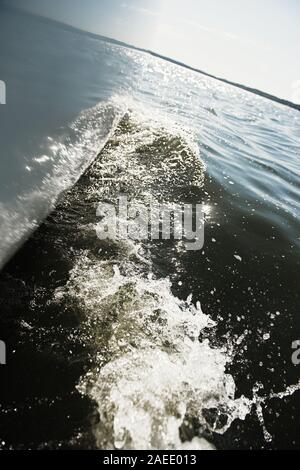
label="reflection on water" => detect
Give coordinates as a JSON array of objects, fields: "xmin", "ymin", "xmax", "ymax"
[{"xmin": 0, "ymin": 6, "xmax": 300, "ymax": 450}]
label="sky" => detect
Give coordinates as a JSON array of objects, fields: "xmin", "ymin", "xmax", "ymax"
[{"xmin": 5, "ymin": 0, "xmax": 300, "ymax": 102}]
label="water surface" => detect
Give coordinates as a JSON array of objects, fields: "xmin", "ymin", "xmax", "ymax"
[{"xmin": 0, "ymin": 7, "xmax": 300, "ymax": 450}]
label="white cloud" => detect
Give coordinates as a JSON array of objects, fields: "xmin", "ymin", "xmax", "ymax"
[
  {"xmin": 183, "ymin": 18, "xmax": 272, "ymax": 51},
  {"xmin": 121, "ymin": 3, "xmax": 160, "ymax": 17},
  {"xmin": 183, "ymin": 19, "xmax": 244, "ymax": 42}
]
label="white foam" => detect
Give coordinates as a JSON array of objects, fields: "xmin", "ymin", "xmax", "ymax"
[
  {"xmin": 52, "ymin": 106, "xmax": 300, "ymax": 449},
  {"xmin": 56, "ymin": 255, "xmax": 251, "ymax": 449},
  {"xmin": 0, "ymin": 98, "xmax": 126, "ymax": 268}
]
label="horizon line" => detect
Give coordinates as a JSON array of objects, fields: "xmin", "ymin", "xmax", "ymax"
[{"xmin": 4, "ymin": 2, "xmax": 300, "ymax": 112}]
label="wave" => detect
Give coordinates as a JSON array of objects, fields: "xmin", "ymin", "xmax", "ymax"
[
  {"xmin": 44, "ymin": 106, "xmax": 269, "ymax": 450},
  {"xmin": 1, "ymin": 101, "xmax": 299, "ymax": 449},
  {"xmin": 0, "ymin": 98, "xmax": 126, "ymax": 269}
]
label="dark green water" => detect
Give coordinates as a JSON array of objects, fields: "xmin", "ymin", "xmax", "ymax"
[
  {"xmin": 1, "ymin": 5, "xmax": 300, "ymax": 451},
  {"xmin": 1, "ymin": 113, "xmax": 300, "ymax": 449}
]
